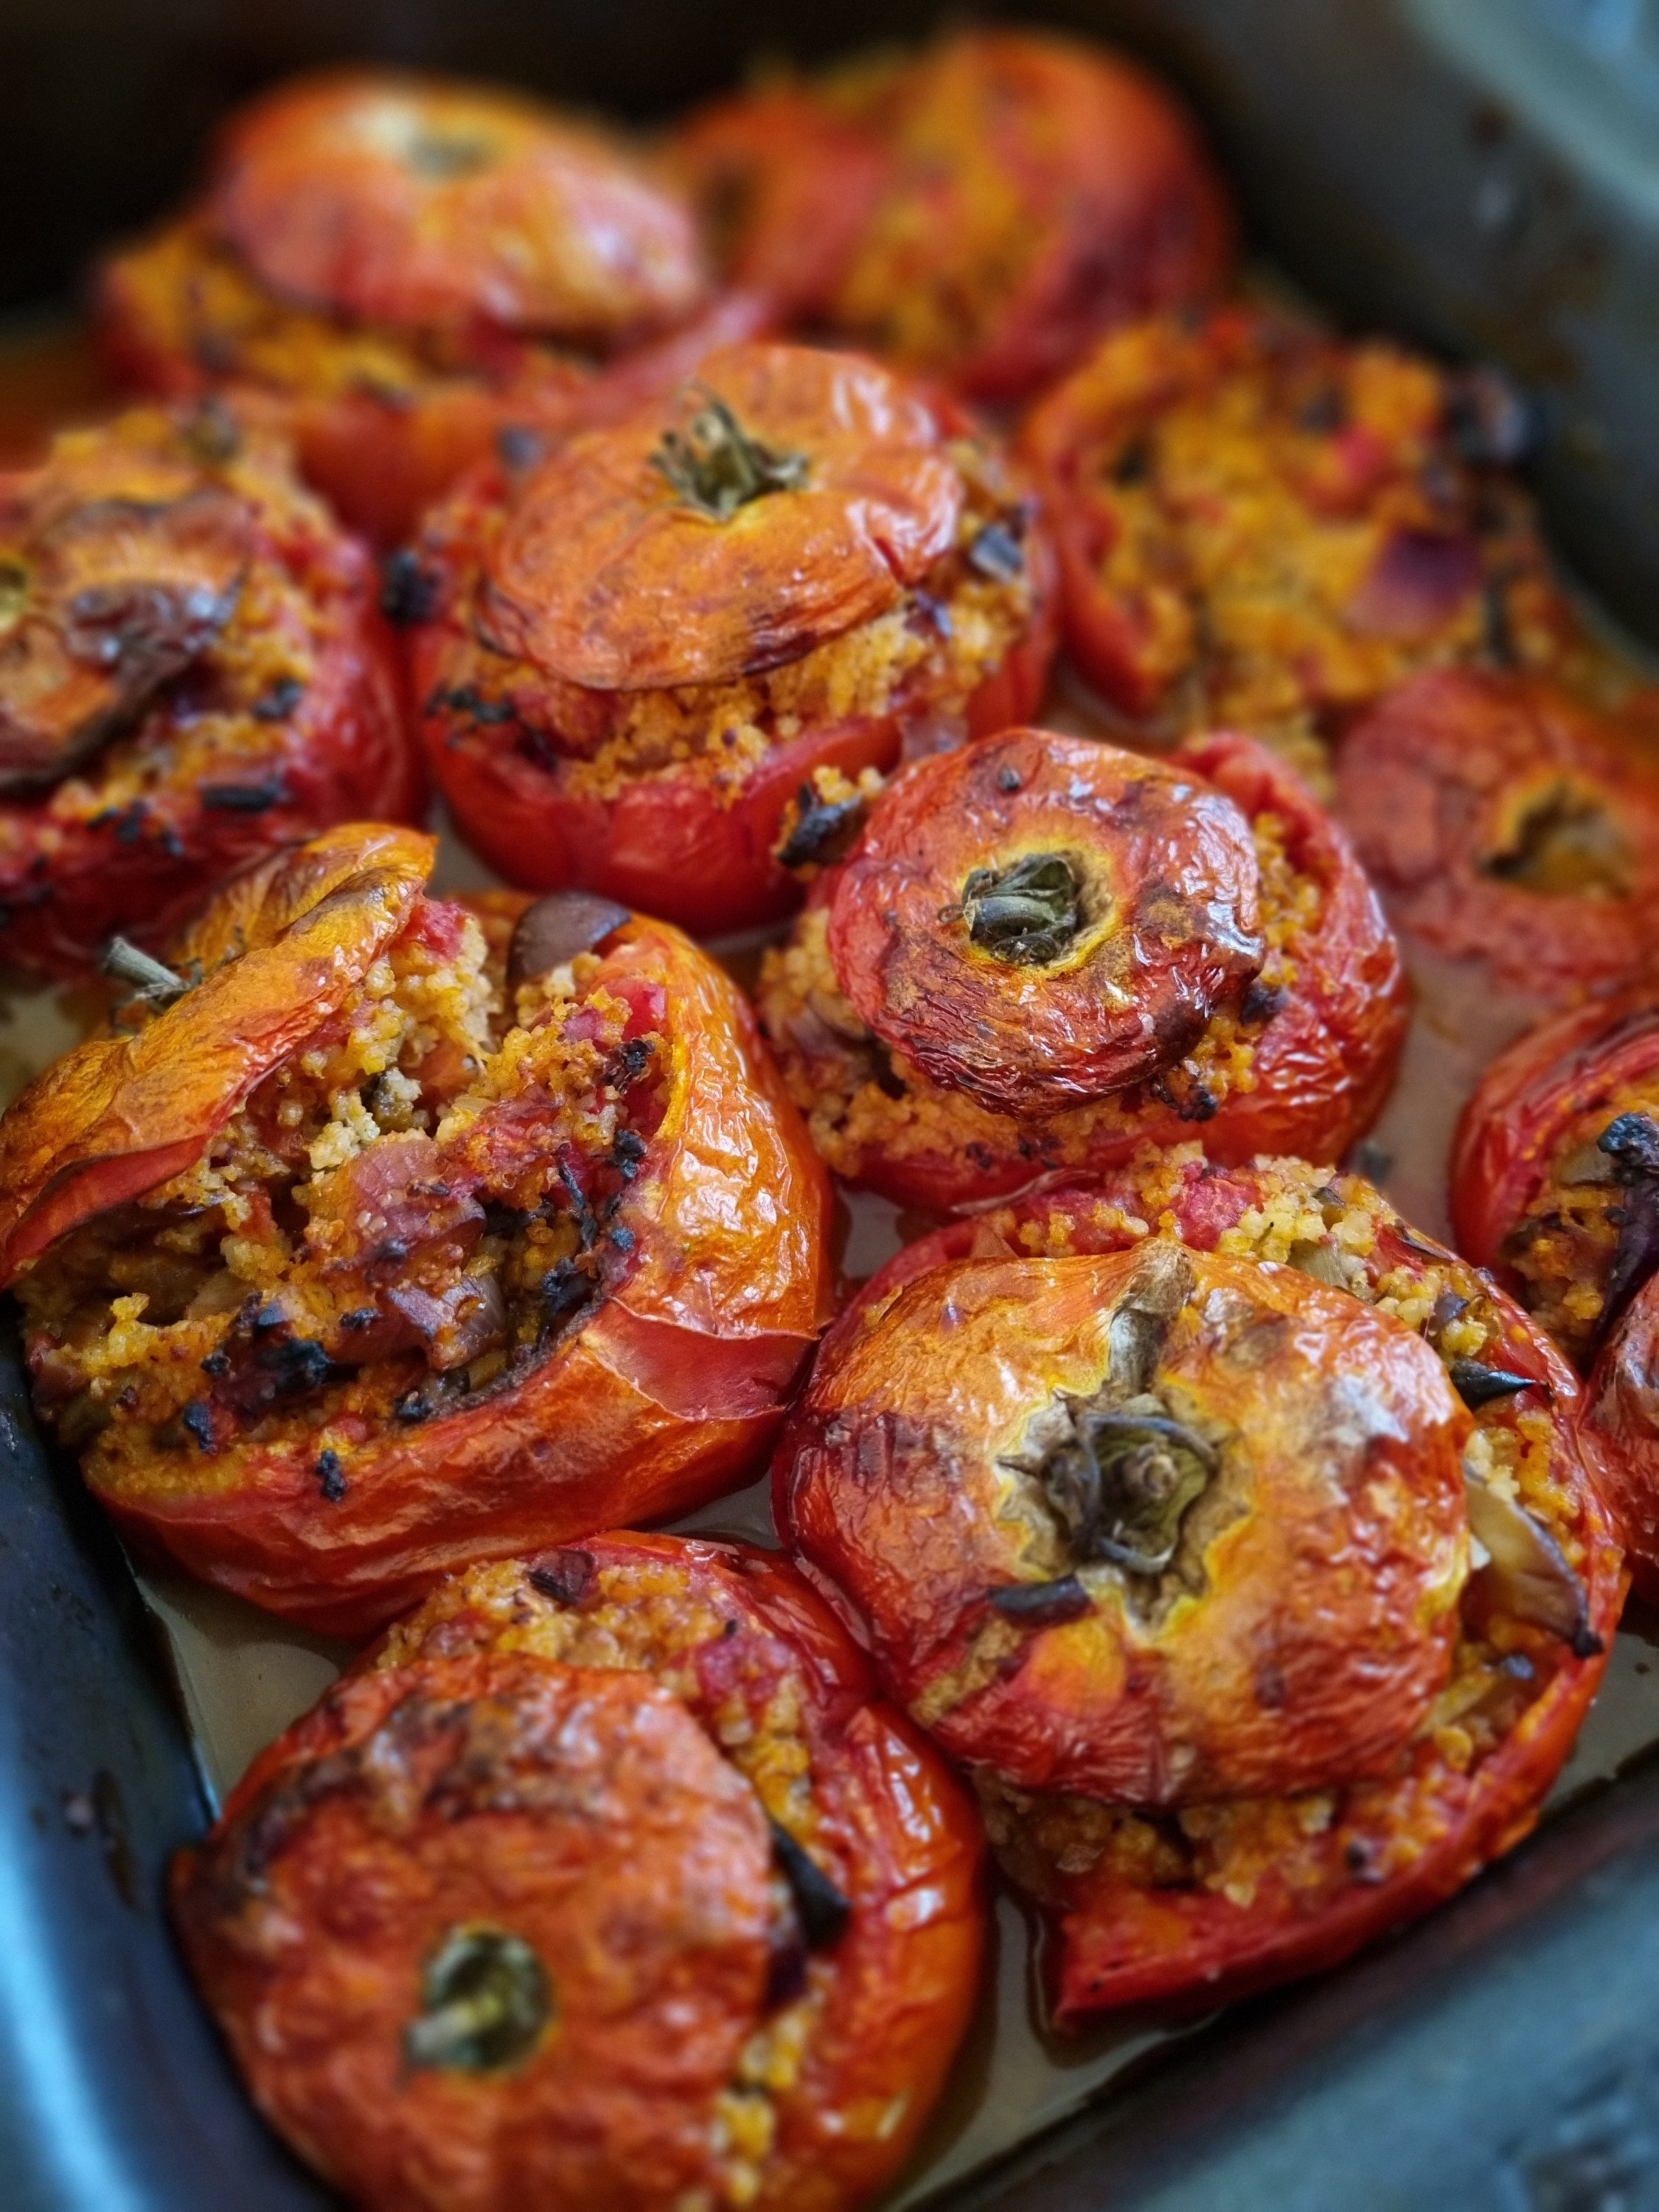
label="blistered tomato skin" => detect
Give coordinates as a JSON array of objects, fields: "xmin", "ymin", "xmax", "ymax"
[
  {"xmin": 96, "ymin": 69, "xmax": 723, "ymax": 544},
  {"xmin": 1337, "ymin": 669, "xmax": 1659, "ymax": 1004},
  {"xmin": 675, "ymin": 29, "xmax": 1233, "ymax": 400},
  {"xmin": 0, "ymin": 406, "xmax": 419, "ymax": 980},
  {"xmin": 4, "ymin": 835, "xmax": 832, "ymax": 1638},
  {"xmin": 757, "ymin": 726, "xmax": 1405, "ymax": 1211},
  {"xmin": 409, "ymin": 343, "xmax": 1057, "ymax": 938},
  {"xmin": 776, "ymin": 1154, "xmax": 1622, "ymax": 2019},
  {"xmin": 1022, "ymin": 306, "xmax": 1576, "ymax": 743},
  {"xmin": 1587, "ymin": 1279, "xmax": 1659, "ymax": 1604},
  {"xmin": 173, "ymin": 1534, "xmax": 986, "ymax": 2212}
]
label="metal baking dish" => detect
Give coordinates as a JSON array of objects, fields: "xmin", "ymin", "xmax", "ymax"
[{"xmin": 7, "ymin": 4, "xmax": 1659, "ymax": 2205}]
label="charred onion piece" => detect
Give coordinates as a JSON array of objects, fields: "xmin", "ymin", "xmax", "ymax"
[
  {"xmin": 505, "ymin": 889, "xmax": 630, "ymax": 985},
  {"xmin": 1464, "ymin": 1477, "xmax": 1598, "ymax": 1656}
]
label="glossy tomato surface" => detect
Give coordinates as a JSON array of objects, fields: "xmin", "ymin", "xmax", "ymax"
[
  {"xmin": 675, "ymin": 29, "xmax": 1232, "ymax": 399},
  {"xmin": 173, "ymin": 1532, "xmax": 985, "ymax": 2212},
  {"xmin": 756, "ymin": 724, "xmax": 1404, "ymax": 1209},
  {"xmin": 4, "ymin": 835, "xmax": 832, "ymax": 1635},
  {"xmin": 1336, "ymin": 669, "xmax": 1659, "ymax": 1005},
  {"xmin": 776, "ymin": 1151, "xmax": 1622, "ymax": 2020},
  {"xmin": 96, "ymin": 69, "xmax": 720, "ymax": 543},
  {"xmin": 409, "ymin": 342, "xmax": 1056, "ymax": 936},
  {"xmin": 1022, "ymin": 306, "xmax": 1576, "ymax": 742},
  {"xmin": 0, "ymin": 404, "xmax": 418, "ymax": 978}
]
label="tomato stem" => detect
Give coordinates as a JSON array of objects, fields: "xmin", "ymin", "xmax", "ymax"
[{"xmin": 652, "ymin": 389, "xmax": 809, "ymax": 521}]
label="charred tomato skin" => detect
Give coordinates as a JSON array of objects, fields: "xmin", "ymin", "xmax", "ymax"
[
  {"xmin": 776, "ymin": 1159, "xmax": 1622, "ymax": 2020},
  {"xmin": 1336, "ymin": 669, "xmax": 1659, "ymax": 1005},
  {"xmin": 173, "ymin": 1533, "xmax": 984, "ymax": 2212},
  {"xmin": 408, "ymin": 344, "xmax": 1057, "ymax": 938},
  {"xmin": 363, "ymin": 1531, "xmax": 988, "ymax": 2212},
  {"xmin": 94, "ymin": 69, "xmax": 727, "ymax": 545},
  {"xmin": 2, "ymin": 834, "xmax": 833, "ymax": 1638},
  {"xmin": 0, "ymin": 408, "xmax": 419, "ymax": 980},
  {"xmin": 761, "ymin": 726, "xmax": 1404, "ymax": 1211}
]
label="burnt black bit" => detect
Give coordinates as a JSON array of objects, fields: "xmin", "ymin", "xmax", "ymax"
[
  {"xmin": 605, "ymin": 1035, "xmax": 655, "ymax": 1091},
  {"xmin": 428, "ymin": 683, "xmax": 518, "ymax": 727},
  {"xmin": 1240, "ymin": 978, "xmax": 1288, "ymax": 1026},
  {"xmin": 251, "ymin": 676, "xmax": 305, "ymax": 723},
  {"xmin": 380, "ymin": 548, "xmax": 444, "ymax": 627},
  {"xmin": 1343, "ymin": 1836, "xmax": 1384, "ymax": 1882},
  {"xmin": 1350, "ymin": 1138, "xmax": 1393, "ymax": 1182},
  {"xmin": 1295, "ymin": 383, "xmax": 1347, "ymax": 435},
  {"xmin": 183, "ymin": 397, "xmax": 241, "ymax": 465},
  {"xmin": 610, "ymin": 1224, "xmax": 636, "ymax": 1254},
  {"xmin": 495, "ymin": 423, "xmax": 546, "ymax": 473},
  {"xmin": 340, "ymin": 1306, "xmax": 378, "ymax": 1332},
  {"xmin": 371, "ymin": 1237, "xmax": 410, "ymax": 1268},
  {"xmin": 1445, "ymin": 366, "xmax": 1537, "ymax": 468},
  {"xmin": 1428, "ymin": 1288, "xmax": 1471, "ymax": 1338},
  {"xmin": 997, "ymin": 765, "xmax": 1023, "ymax": 794},
  {"xmin": 1592, "ymin": 1112, "xmax": 1659, "ymax": 1348},
  {"xmin": 506, "ymin": 890, "xmax": 630, "ymax": 987},
  {"xmin": 315, "ymin": 1449, "xmax": 347, "ymax": 1503},
  {"xmin": 1500, "ymin": 1651, "xmax": 1537, "ymax": 1681},
  {"xmin": 1482, "ymin": 574, "xmax": 1518, "ymax": 667},
  {"xmin": 557, "ymin": 1161, "xmax": 599, "ymax": 1249},
  {"xmin": 764, "ymin": 1922, "xmax": 810, "ymax": 2011},
  {"xmin": 967, "ymin": 521, "xmax": 1025, "ymax": 582},
  {"xmin": 911, "ymin": 588, "xmax": 954, "ymax": 637},
  {"xmin": 540, "ymin": 1257, "xmax": 596, "ymax": 1326},
  {"xmin": 960, "ymin": 852, "xmax": 1082, "ymax": 965},
  {"xmin": 1448, "ymin": 1357, "xmax": 1538, "ymax": 1408},
  {"xmin": 777, "ymin": 782, "xmax": 867, "ymax": 871},
  {"xmin": 201, "ymin": 775, "xmax": 288, "ymax": 813},
  {"xmin": 769, "ymin": 1820, "xmax": 852, "ymax": 1951},
  {"xmin": 113, "ymin": 802, "xmax": 149, "ymax": 846},
  {"xmin": 987, "ymin": 1574, "xmax": 1093, "ymax": 1627},
  {"xmin": 394, "ymin": 1388, "xmax": 436, "ymax": 1424},
  {"xmin": 1150, "ymin": 1071, "xmax": 1219, "ymax": 1124},
  {"xmin": 611, "ymin": 1128, "xmax": 647, "ymax": 1180},
  {"xmin": 199, "ymin": 1347, "xmax": 231, "ymax": 1377},
  {"xmin": 1571, "ymin": 1624, "xmax": 1606, "ymax": 1660},
  {"xmin": 526, "ymin": 1548, "xmax": 597, "ymax": 1605},
  {"xmin": 1112, "ymin": 436, "xmax": 1152, "ymax": 486},
  {"xmin": 180, "ymin": 1399, "xmax": 217, "ymax": 1453}
]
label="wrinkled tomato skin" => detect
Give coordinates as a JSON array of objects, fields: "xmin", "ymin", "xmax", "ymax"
[
  {"xmin": 1451, "ymin": 981, "xmax": 1659, "ymax": 1293},
  {"xmin": 1336, "ymin": 669, "xmax": 1659, "ymax": 1005},
  {"xmin": 95, "ymin": 923, "xmax": 832, "ymax": 1638},
  {"xmin": 779, "ymin": 728, "xmax": 1402, "ymax": 1212},
  {"xmin": 410, "ymin": 350, "xmax": 1058, "ymax": 938},
  {"xmin": 0, "ymin": 414, "xmax": 421, "ymax": 981},
  {"xmin": 1, "ymin": 836, "xmax": 833, "ymax": 1638},
  {"xmin": 371, "ymin": 1533, "xmax": 988, "ymax": 2211},
  {"xmin": 777, "ymin": 1162, "xmax": 1622, "ymax": 2021},
  {"xmin": 175, "ymin": 1534, "xmax": 984, "ymax": 2212}
]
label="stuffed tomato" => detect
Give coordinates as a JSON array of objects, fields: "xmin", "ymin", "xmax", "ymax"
[
  {"xmin": 675, "ymin": 28, "xmax": 1232, "ymax": 400},
  {"xmin": 1, "ymin": 827, "xmax": 832, "ymax": 1635},
  {"xmin": 755, "ymin": 723, "xmax": 1404, "ymax": 1210},
  {"xmin": 1337, "ymin": 668, "xmax": 1659, "ymax": 1007},
  {"xmin": 0, "ymin": 401, "xmax": 416, "ymax": 979},
  {"xmin": 776, "ymin": 1147, "xmax": 1622, "ymax": 2020},
  {"xmin": 97, "ymin": 69, "xmax": 723, "ymax": 543},
  {"xmin": 407, "ymin": 341, "xmax": 1056, "ymax": 936},
  {"xmin": 1021, "ymin": 305, "xmax": 1579, "ymax": 759},
  {"xmin": 173, "ymin": 1531, "xmax": 984, "ymax": 2212},
  {"xmin": 1453, "ymin": 981, "xmax": 1659, "ymax": 1596}
]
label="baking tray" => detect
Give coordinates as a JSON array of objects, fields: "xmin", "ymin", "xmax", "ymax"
[{"xmin": 7, "ymin": 3, "xmax": 1659, "ymax": 2206}]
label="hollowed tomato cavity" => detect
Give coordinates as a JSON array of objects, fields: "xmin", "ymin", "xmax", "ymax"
[
  {"xmin": 826, "ymin": 728, "xmax": 1265, "ymax": 1117},
  {"xmin": 18, "ymin": 891, "xmax": 663, "ymax": 1493}
]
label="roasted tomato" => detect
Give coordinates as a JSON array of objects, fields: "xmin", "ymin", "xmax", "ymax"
[
  {"xmin": 96, "ymin": 69, "xmax": 720, "ymax": 544},
  {"xmin": 0, "ymin": 402, "xmax": 416, "ymax": 980},
  {"xmin": 756, "ymin": 724, "xmax": 1405, "ymax": 1211},
  {"xmin": 776, "ymin": 1146, "xmax": 1622, "ymax": 2020},
  {"xmin": 1020, "ymin": 307, "xmax": 1585, "ymax": 759},
  {"xmin": 1, "ymin": 830, "xmax": 832, "ymax": 1636},
  {"xmin": 173, "ymin": 1531, "xmax": 984, "ymax": 2212},
  {"xmin": 1337, "ymin": 669, "xmax": 1659, "ymax": 1009},
  {"xmin": 1450, "ymin": 982, "xmax": 1659, "ymax": 1596},
  {"xmin": 675, "ymin": 29, "xmax": 1232, "ymax": 399},
  {"xmin": 408, "ymin": 342, "xmax": 1057, "ymax": 937}
]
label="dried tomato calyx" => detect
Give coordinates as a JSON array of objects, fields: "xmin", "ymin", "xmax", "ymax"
[
  {"xmin": 1481, "ymin": 776, "xmax": 1632, "ymax": 897},
  {"xmin": 1040, "ymin": 1394, "xmax": 1218, "ymax": 1576},
  {"xmin": 99, "ymin": 935, "xmax": 195, "ymax": 1015},
  {"xmin": 404, "ymin": 1924, "xmax": 552, "ymax": 2073},
  {"xmin": 651, "ymin": 389, "xmax": 810, "ymax": 520},
  {"xmin": 958, "ymin": 852, "xmax": 1083, "ymax": 965}
]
